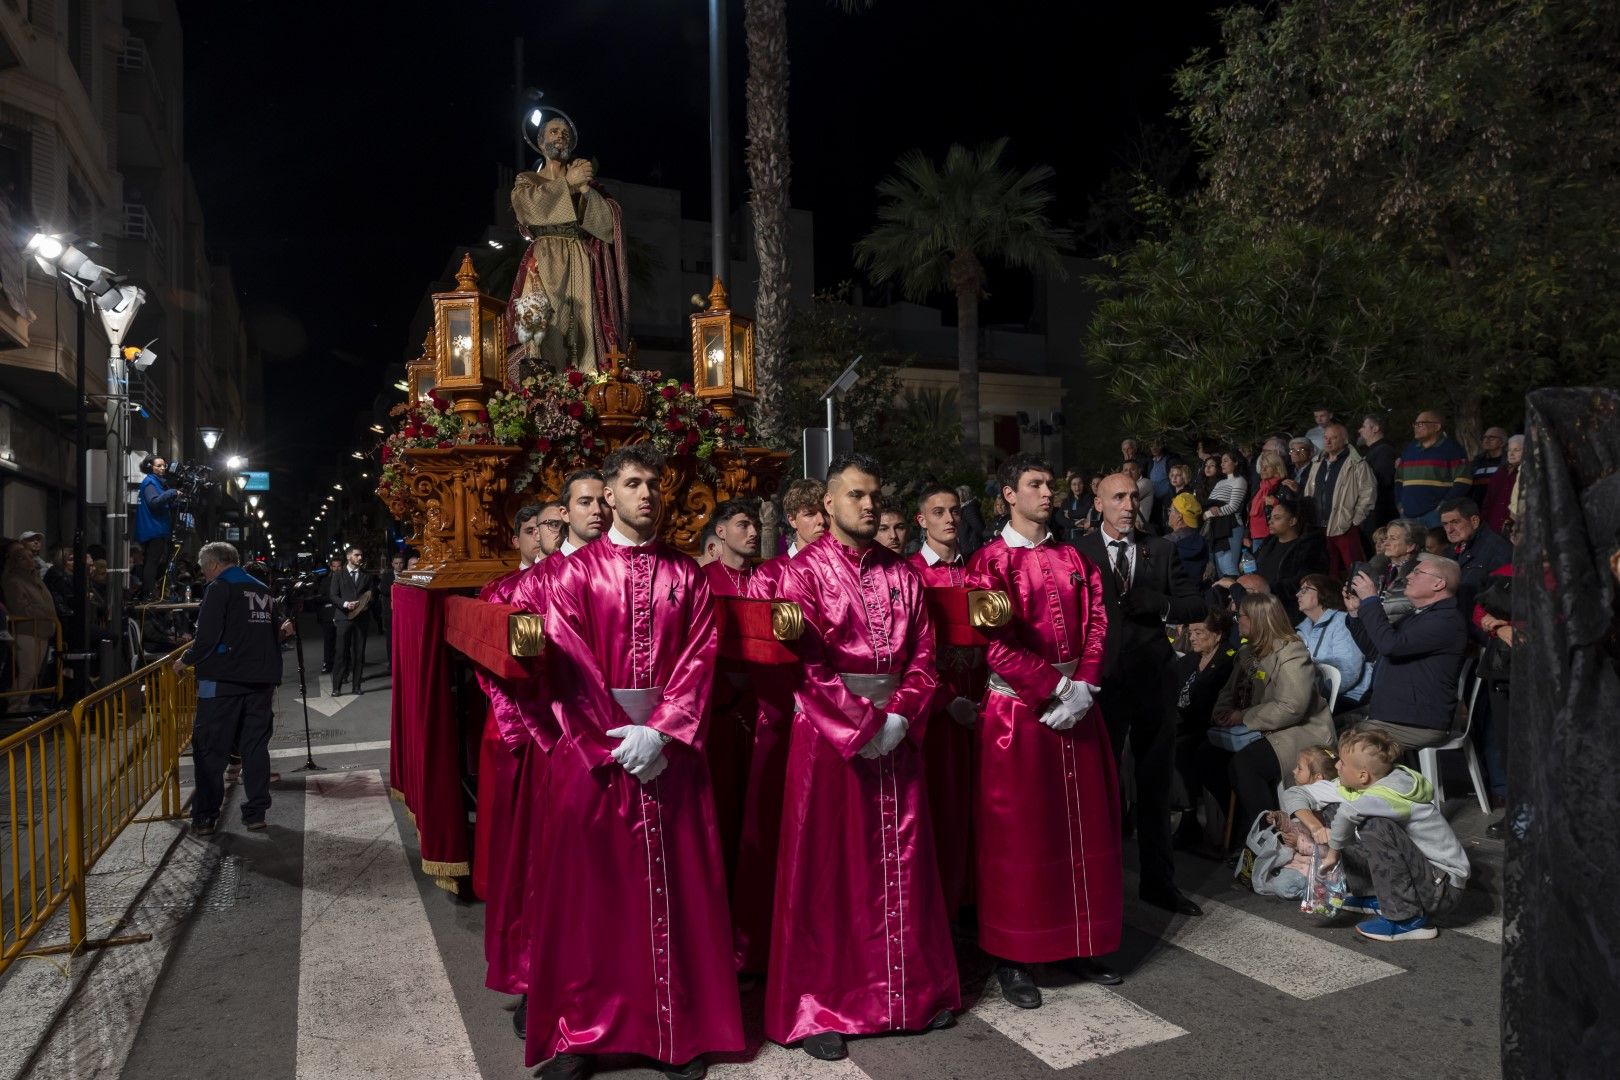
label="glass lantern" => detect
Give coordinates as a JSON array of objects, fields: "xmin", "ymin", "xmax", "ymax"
[
  {"xmin": 433, "ymin": 252, "xmax": 507, "ymax": 419},
  {"xmin": 689, "ymin": 277, "xmax": 755, "ymax": 417}
]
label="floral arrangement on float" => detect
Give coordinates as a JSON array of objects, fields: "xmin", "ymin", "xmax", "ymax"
[{"xmin": 377, "ymin": 368, "xmax": 752, "ymax": 502}]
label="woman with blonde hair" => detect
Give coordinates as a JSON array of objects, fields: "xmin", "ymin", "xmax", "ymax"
[
  {"xmin": 1196, "ymin": 591, "xmax": 1335, "ymax": 849},
  {"xmin": 1246, "ymin": 450, "xmax": 1288, "ymax": 555}
]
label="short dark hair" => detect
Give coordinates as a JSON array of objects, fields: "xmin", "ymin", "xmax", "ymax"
[
  {"xmin": 513, "ymin": 502, "xmax": 547, "ymax": 531},
  {"xmin": 996, "ymin": 452, "xmax": 1054, "ymax": 499},
  {"xmin": 915, "ymin": 484, "xmax": 957, "ymax": 513},
  {"xmin": 139, "ymin": 455, "xmax": 156, "ymax": 475},
  {"xmin": 1438, "ymin": 497, "xmax": 1481, "ymax": 520},
  {"xmin": 1362, "ymin": 413, "xmax": 1388, "ymax": 435},
  {"xmin": 712, "ymin": 498, "xmax": 758, "ymax": 526},
  {"xmin": 699, "ymin": 522, "xmax": 719, "ymax": 550},
  {"xmin": 346, "ymin": 545, "xmax": 362, "ymax": 557},
  {"xmin": 602, "ymin": 444, "xmax": 664, "ymax": 483},
  {"xmin": 562, "ymin": 468, "xmax": 603, "ymax": 503},
  {"xmin": 1299, "ymin": 573, "xmax": 1344, "ymax": 611},
  {"xmin": 826, "ymin": 451, "xmax": 882, "ymax": 486},
  {"xmin": 1200, "ymin": 606, "xmax": 1234, "ymax": 638}
]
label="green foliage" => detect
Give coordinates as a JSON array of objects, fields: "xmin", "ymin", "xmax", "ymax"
[
  {"xmin": 1167, "ymin": 0, "xmax": 1620, "ymax": 428},
  {"xmin": 1089, "ymin": 217, "xmax": 1457, "ymax": 443}
]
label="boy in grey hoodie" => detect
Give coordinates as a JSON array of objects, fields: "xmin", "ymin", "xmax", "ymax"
[{"xmin": 1316, "ymin": 729, "xmax": 1469, "ymax": 941}]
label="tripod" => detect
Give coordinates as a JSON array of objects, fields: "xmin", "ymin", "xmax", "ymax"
[{"xmin": 284, "ymin": 596, "xmax": 321, "ymax": 774}]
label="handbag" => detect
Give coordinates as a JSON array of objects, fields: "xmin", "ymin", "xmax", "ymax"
[{"xmin": 1205, "ymin": 509, "xmax": 1237, "ymax": 542}]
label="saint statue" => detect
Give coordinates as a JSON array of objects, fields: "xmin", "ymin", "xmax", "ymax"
[{"xmin": 507, "ymin": 102, "xmax": 629, "ymax": 375}]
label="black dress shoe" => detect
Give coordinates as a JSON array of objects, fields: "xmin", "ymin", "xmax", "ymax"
[
  {"xmin": 802, "ymin": 1032, "xmax": 848, "ymax": 1060},
  {"xmin": 995, "ymin": 964, "xmax": 1042, "ymax": 1009},
  {"xmin": 537, "ymin": 1053, "xmax": 594, "ymax": 1079},
  {"xmin": 660, "ymin": 1058, "xmax": 706, "ymax": 1080},
  {"xmin": 1141, "ymin": 884, "xmax": 1203, "ymax": 916},
  {"xmin": 1070, "ymin": 957, "xmax": 1124, "ymax": 985},
  {"xmin": 1486, "ymin": 817, "xmax": 1506, "ymax": 839},
  {"xmin": 512, "ymin": 994, "xmax": 526, "ymax": 1039},
  {"xmin": 925, "ymin": 1008, "xmax": 955, "ymax": 1030}
]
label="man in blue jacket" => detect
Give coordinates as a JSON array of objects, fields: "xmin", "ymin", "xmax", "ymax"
[
  {"xmin": 173, "ymin": 542, "xmax": 282, "ymax": 834},
  {"xmin": 134, "ymin": 456, "xmax": 180, "ymax": 601}
]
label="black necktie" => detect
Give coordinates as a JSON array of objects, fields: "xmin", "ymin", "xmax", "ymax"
[{"xmin": 1110, "ymin": 539, "xmax": 1131, "ymax": 593}]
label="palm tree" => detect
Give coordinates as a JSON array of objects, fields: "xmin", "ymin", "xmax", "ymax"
[
  {"xmin": 855, "ymin": 139, "xmax": 1070, "ymax": 460},
  {"xmin": 743, "ymin": 0, "xmax": 791, "ymax": 443}
]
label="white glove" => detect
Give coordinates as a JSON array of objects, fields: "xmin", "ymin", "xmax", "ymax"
[
  {"xmin": 1038, "ymin": 700, "xmax": 1079, "ymax": 731},
  {"xmin": 947, "ymin": 697, "xmax": 979, "ymax": 728},
  {"xmin": 1056, "ymin": 677, "xmax": 1095, "ymax": 720},
  {"xmin": 629, "ymin": 752, "xmax": 668, "ymax": 784},
  {"xmin": 858, "ymin": 713, "xmax": 909, "ymax": 758},
  {"xmin": 606, "ymin": 725, "xmax": 669, "ymax": 779}
]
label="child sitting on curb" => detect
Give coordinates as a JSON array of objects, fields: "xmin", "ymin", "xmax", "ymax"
[
  {"xmin": 1319, "ymin": 729, "xmax": 1470, "ymax": 942},
  {"xmin": 1267, "ymin": 747, "xmax": 1343, "ymax": 899}
]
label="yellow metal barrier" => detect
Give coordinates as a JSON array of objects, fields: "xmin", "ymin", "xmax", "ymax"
[
  {"xmin": 2, "ymin": 616, "xmax": 65, "ymax": 713},
  {"xmin": 0, "ymin": 644, "xmax": 194, "ymax": 974}
]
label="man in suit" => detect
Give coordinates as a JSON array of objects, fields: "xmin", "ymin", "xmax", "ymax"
[
  {"xmin": 328, "ymin": 545, "xmax": 374, "ymax": 695},
  {"xmin": 1077, "ymin": 473, "xmax": 1208, "ymax": 916}
]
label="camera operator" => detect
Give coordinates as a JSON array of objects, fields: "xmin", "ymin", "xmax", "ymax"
[
  {"xmin": 173, "ymin": 542, "xmax": 281, "ymax": 834},
  {"xmin": 134, "ymin": 457, "xmax": 180, "ymax": 602}
]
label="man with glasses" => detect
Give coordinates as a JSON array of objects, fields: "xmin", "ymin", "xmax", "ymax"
[
  {"xmin": 1345, "ymin": 554, "xmax": 1469, "ymax": 750},
  {"xmin": 1469, "ymin": 427, "xmax": 1509, "ymax": 506},
  {"xmin": 1394, "ymin": 410, "xmax": 1473, "ymax": 527}
]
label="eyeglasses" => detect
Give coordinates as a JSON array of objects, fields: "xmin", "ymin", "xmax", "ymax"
[
  {"xmin": 1296, "ymin": 586, "xmax": 1316, "ymax": 594},
  {"xmin": 1408, "ymin": 567, "xmax": 1444, "ymax": 583},
  {"xmin": 538, "ymin": 521, "xmax": 566, "ymax": 531},
  {"xmin": 1413, "ymin": 419, "xmax": 1441, "ymax": 428}
]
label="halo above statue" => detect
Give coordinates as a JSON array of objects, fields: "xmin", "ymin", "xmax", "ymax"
[{"xmin": 521, "ymin": 91, "xmax": 580, "ymax": 160}]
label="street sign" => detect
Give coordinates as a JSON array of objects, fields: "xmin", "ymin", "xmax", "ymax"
[{"xmin": 242, "ymin": 471, "xmax": 270, "ymax": 491}]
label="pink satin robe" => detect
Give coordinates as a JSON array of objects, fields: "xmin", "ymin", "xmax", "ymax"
[
  {"xmin": 472, "ymin": 562, "xmax": 550, "ymax": 996},
  {"xmin": 966, "ymin": 534, "xmax": 1122, "ymax": 964},
  {"xmin": 765, "ymin": 534, "xmax": 959, "ymax": 1043},
  {"xmin": 699, "ymin": 559, "xmax": 756, "ymax": 880},
  {"xmin": 523, "ymin": 536, "xmax": 744, "ymax": 1067},
  {"xmin": 907, "ymin": 551, "xmax": 986, "ymax": 916},
  {"xmin": 730, "ymin": 552, "xmax": 801, "ymax": 973}
]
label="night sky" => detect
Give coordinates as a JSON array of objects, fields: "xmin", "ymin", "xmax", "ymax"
[{"xmin": 177, "ymin": 0, "xmax": 1224, "ymax": 490}]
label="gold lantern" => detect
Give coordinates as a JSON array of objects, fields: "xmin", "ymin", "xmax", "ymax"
[
  {"xmin": 407, "ymin": 330, "xmax": 437, "ymax": 406},
  {"xmin": 689, "ymin": 277, "xmax": 754, "ymax": 418},
  {"xmin": 433, "ymin": 252, "xmax": 506, "ymax": 420}
]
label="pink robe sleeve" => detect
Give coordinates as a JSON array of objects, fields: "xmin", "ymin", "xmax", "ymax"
[
  {"xmin": 967, "ymin": 544, "xmax": 1063, "ymax": 710},
  {"xmin": 539, "ymin": 556, "xmax": 628, "ymax": 769},
  {"xmin": 498, "ymin": 566, "xmax": 562, "ymax": 753},
  {"xmin": 887, "ymin": 566, "xmax": 938, "ymax": 750},
  {"xmin": 1073, "ymin": 552, "xmax": 1109, "ymax": 688},
  {"xmin": 475, "ymin": 574, "xmax": 545, "ymax": 754},
  {"xmin": 644, "ymin": 562, "xmax": 718, "ymax": 750}
]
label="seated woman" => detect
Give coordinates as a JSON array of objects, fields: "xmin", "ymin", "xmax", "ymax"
[
  {"xmin": 1359, "ymin": 518, "xmax": 1425, "ymax": 625},
  {"xmin": 1198, "ymin": 592, "xmax": 1336, "ymax": 851},
  {"xmin": 1255, "ymin": 494, "xmax": 1327, "ymax": 623},
  {"xmin": 1171, "ymin": 608, "xmax": 1236, "ymax": 850},
  {"xmin": 1294, "ymin": 572, "xmax": 1373, "ymax": 714}
]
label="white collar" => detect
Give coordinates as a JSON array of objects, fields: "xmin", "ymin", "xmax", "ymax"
[
  {"xmin": 921, "ymin": 542, "xmax": 961, "ymax": 566},
  {"xmin": 607, "ymin": 525, "xmax": 655, "ymax": 548},
  {"xmin": 559, "ymin": 539, "xmax": 580, "ymax": 556},
  {"xmin": 787, "ymin": 541, "xmax": 801, "ymax": 558},
  {"xmin": 1001, "ymin": 522, "xmax": 1052, "ymax": 549}
]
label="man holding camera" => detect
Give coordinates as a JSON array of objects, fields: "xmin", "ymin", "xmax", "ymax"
[
  {"xmin": 328, "ymin": 546, "xmax": 374, "ymax": 696},
  {"xmin": 174, "ymin": 542, "xmax": 281, "ymax": 834},
  {"xmin": 134, "ymin": 457, "xmax": 180, "ymax": 602}
]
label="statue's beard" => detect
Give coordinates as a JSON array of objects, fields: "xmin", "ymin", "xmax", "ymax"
[{"xmin": 542, "ymin": 143, "xmax": 573, "ymax": 163}]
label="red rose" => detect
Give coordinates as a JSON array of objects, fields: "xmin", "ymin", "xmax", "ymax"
[
  {"xmin": 731, "ymin": 423, "xmax": 747, "ymax": 438},
  {"xmin": 679, "ymin": 382, "xmax": 693, "ymax": 395},
  {"xmin": 476, "ymin": 408, "xmax": 490, "ymax": 423},
  {"xmin": 537, "ymin": 438, "xmax": 553, "ymax": 454},
  {"xmin": 697, "ymin": 409, "xmax": 713, "ymax": 425},
  {"xmin": 684, "ymin": 432, "xmax": 700, "ymax": 451},
  {"xmin": 380, "ymin": 446, "xmax": 392, "ymax": 463},
  {"xmin": 437, "ymin": 439, "xmax": 452, "ymax": 448},
  {"xmin": 660, "ymin": 385, "xmax": 678, "ymax": 400},
  {"xmin": 427, "ymin": 390, "xmax": 447, "ymax": 409},
  {"xmin": 567, "ymin": 370, "xmax": 584, "ymax": 387},
  {"xmin": 665, "ymin": 418, "xmax": 683, "ymax": 432},
  {"xmin": 567, "ymin": 402, "xmax": 584, "ymax": 419},
  {"xmin": 580, "ymin": 435, "xmax": 595, "ymax": 451}
]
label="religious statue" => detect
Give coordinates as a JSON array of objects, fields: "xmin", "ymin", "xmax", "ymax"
[{"xmin": 508, "ymin": 101, "xmax": 629, "ymax": 375}]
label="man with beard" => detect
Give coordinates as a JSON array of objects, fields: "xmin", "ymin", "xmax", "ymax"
[
  {"xmin": 876, "ymin": 507, "xmax": 911, "ymax": 555},
  {"xmin": 907, "ymin": 484, "xmax": 985, "ymax": 919},
  {"xmin": 471, "ymin": 501, "xmax": 563, "ymax": 1038},
  {"xmin": 732, "ymin": 477, "xmax": 825, "ymax": 974},
  {"xmin": 509, "ymin": 112, "xmax": 628, "ymax": 373},
  {"xmin": 698, "ymin": 498, "xmax": 761, "ymax": 876},
  {"xmin": 969, "ymin": 454, "xmax": 1123, "ymax": 1007},
  {"xmin": 524, "ymin": 445, "xmax": 741, "ymax": 1080},
  {"xmin": 766, "ymin": 453, "xmax": 958, "ymax": 1061}
]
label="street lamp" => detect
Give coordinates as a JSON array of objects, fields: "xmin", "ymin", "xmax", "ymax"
[
  {"xmin": 690, "ymin": 277, "xmax": 755, "ymax": 418},
  {"xmin": 248, "ymin": 494, "xmax": 260, "ymax": 508},
  {"xmin": 198, "ymin": 426, "xmax": 223, "ymax": 451},
  {"xmin": 234, "ymin": 474, "xmax": 248, "ymax": 491}
]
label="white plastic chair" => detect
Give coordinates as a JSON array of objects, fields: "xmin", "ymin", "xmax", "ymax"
[
  {"xmin": 1417, "ymin": 657, "xmax": 1489, "ymax": 814},
  {"xmin": 1273, "ymin": 663, "xmax": 1344, "ymax": 804}
]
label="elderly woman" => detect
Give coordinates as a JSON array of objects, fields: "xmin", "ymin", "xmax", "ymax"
[
  {"xmin": 1246, "ymin": 450, "xmax": 1288, "ymax": 556},
  {"xmin": 1295, "ymin": 572, "xmax": 1372, "ymax": 713},
  {"xmin": 1362, "ymin": 517, "xmax": 1426, "ymax": 624},
  {"xmin": 1482, "ymin": 434, "xmax": 1523, "ymax": 535},
  {"xmin": 1199, "ymin": 592, "xmax": 1335, "ymax": 843},
  {"xmin": 1172, "ymin": 608, "xmax": 1237, "ymax": 849}
]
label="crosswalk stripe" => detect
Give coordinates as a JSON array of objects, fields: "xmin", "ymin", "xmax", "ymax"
[
  {"xmin": 1450, "ymin": 911, "xmax": 1502, "ymax": 944},
  {"xmin": 268, "ymin": 739, "xmax": 392, "ymax": 760},
  {"xmin": 710, "ymin": 1042, "xmax": 873, "ymax": 1078},
  {"xmin": 970, "ymin": 977, "xmax": 1188, "ymax": 1069},
  {"xmin": 1125, "ymin": 889, "xmax": 1405, "ymax": 999},
  {"xmin": 296, "ymin": 769, "xmax": 478, "ymax": 1079}
]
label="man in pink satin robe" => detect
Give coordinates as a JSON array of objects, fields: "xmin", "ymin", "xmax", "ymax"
[
  {"xmin": 765, "ymin": 453, "xmax": 959, "ymax": 1062},
  {"xmin": 524, "ymin": 445, "xmax": 742, "ymax": 1080},
  {"xmin": 967, "ymin": 453, "xmax": 1123, "ymax": 1010},
  {"xmin": 473, "ymin": 500, "xmax": 565, "ymax": 1038},
  {"xmin": 906, "ymin": 485, "xmax": 985, "ymax": 919},
  {"xmin": 698, "ymin": 498, "xmax": 761, "ymax": 879},
  {"xmin": 731, "ymin": 478, "xmax": 824, "ymax": 975}
]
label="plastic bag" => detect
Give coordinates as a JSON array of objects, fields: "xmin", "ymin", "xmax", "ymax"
[{"xmin": 1300, "ymin": 844, "xmax": 1347, "ymax": 916}]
